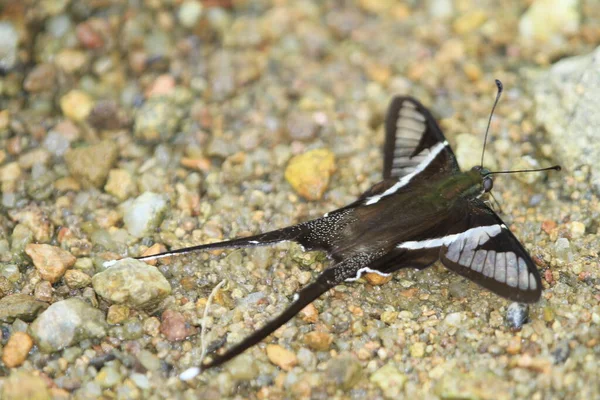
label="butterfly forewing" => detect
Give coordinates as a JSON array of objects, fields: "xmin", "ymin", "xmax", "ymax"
[
  {"xmin": 438, "ymin": 200, "xmax": 542, "ymax": 303},
  {"xmin": 383, "ymin": 97, "xmax": 460, "ymax": 180}
]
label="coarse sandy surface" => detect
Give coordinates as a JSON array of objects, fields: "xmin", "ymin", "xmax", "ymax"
[{"xmin": 0, "ymin": 1, "xmax": 599, "ymax": 399}]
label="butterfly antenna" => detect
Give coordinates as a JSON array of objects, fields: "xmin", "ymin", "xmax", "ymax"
[
  {"xmin": 481, "ymin": 79, "xmax": 504, "ymax": 167},
  {"xmin": 487, "ymin": 165, "xmax": 561, "ymax": 175}
]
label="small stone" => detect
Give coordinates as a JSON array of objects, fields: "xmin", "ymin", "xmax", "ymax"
[
  {"xmin": 178, "ymin": 1, "xmax": 204, "ymax": 28},
  {"xmin": 95, "ymin": 366, "xmax": 121, "ymax": 388},
  {"xmin": 380, "ymin": 311, "xmax": 398, "ymax": 324},
  {"xmin": 568, "ymin": 221, "xmax": 585, "ymax": 239},
  {"xmin": 0, "ymin": 294, "xmax": 48, "ymax": 323},
  {"xmin": 54, "ymin": 49, "xmax": 88, "ymax": 73},
  {"xmin": 34, "ymin": 281, "xmax": 53, "ymax": 303},
  {"xmin": 2, "ymin": 371, "xmax": 50, "ymax": 400},
  {"xmin": 443, "ymin": 312, "xmax": 464, "ymax": 328},
  {"xmin": 364, "ymin": 272, "xmax": 393, "ymax": 286},
  {"xmin": 506, "ymin": 302, "xmax": 529, "ymax": 331},
  {"xmin": 143, "ymin": 317, "xmax": 161, "ymax": 336},
  {"xmin": 284, "ymin": 149, "xmax": 336, "ymax": 200},
  {"xmin": 63, "ymin": 269, "xmax": 92, "ymax": 289},
  {"xmin": 25, "ymin": 244, "xmax": 76, "ymax": 283},
  {"xmin": 506, "ymin": 336, "xmax": 522, "ymax": 355},
  {"xmin": 519, "ymin": 0, "xmax": 580, "ymax": 43},
  {"xmin": 453, "ymin": 10, "xmax": 488, "ymax": 35},
  {"xmin": 29, "ymin": 298, "xmax": 108, "ymax": 352},
  {"xmin": 92, "ymin": 258, "xmax": 171, "ymax": 309},
  {"xmin": 24, "ymin": 63, "xmax": 57, "ymax": 93},
  {"xmin": 120, "ymin": 192, "xmax": 168, "ymax": 238},
  {"xmin": 160, "ymin": 309, "xmax": 195, "ymax": 341},
  {"xmin": 286, "ymin": 111, "xmax": 319, "ymax": 141},
  {"xmin": 65, "ymin": 140, "xmax": 119, "ymax": 188},
  {"xmin": 134, "ymin": 98, "xmax": 181, "ymax": 142},
  {"xmin": 104, "ymin": 169, "xmax": 137, "ymax": 200},
  {"xmin": 554, "ymin": 237, "xmax": 572, "ymax": 261},
  {"xmin": 370, "ymin": 362, "xmax": 407, "ymax": 399},
  {"xmin": 304, "ymin": 331, "xmax": 333, "ymax": 351},
  {"xmin": 137, "ymin": 349, "xmax": 161, "ymax": 371},
  {"xmin": 225, "ymin": 354, "xmax": 259, "ymax": 381},
  {"xmin": 325, "ymin": 354, "xmax": 362, "ymax": 390},
  {"xmin": 2, "ymin": 331, "xmax": 34, "ymax": 367},
  {"xmin": 410, "ymin": 342, "xmax": 426, "ymax": 358},
  {"xmin": 299, "ymin": 303, "xmax": 319, "ymax": 323},
  {"xmin": 0, "ymin": 21, "xmax": 19, "ymax": 70},
  {"xmin": 60, "ymin": 90, "xmax": 94, "ymax": 122},
  {"xmin": 266, "ymin": 344, "xmax": 298, "ymax": 371},
  {"xmin": 107, "ymin": 304, "xmax": 130, "ymax": 325}
]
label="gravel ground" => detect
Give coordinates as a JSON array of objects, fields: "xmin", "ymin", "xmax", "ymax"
[{"xmin": 0, "ymin": 1, "xmax": 599, "ymax": 399}]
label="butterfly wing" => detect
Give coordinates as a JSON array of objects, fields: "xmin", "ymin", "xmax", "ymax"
[
  {"xmin": 438, "ymin": 199, "xmax": 542, "ymax": 303},
  {"xmin": 382, "ymin": 96, "xmax": 460, "ymax": 180}
]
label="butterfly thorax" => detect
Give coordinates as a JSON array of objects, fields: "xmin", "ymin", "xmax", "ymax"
[{"xmin": 438, "ymin": 169, "xmax": 487, "ymax": 202}]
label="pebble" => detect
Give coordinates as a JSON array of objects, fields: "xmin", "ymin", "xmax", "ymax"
[
  {"xmin": 92, "ymin": 258, "xmax": 171, "ymax": 309},
  {"xmin": 120, "ymin": 192, "xmax": 168, "ymax": 238},
  {"xmin": 325, "ymin": 354, "xmax": 362, "ymax": 390},
  {"xmin": 554, "ymin": 237, "xmax": 572, "ymax": 261},
  {"xmin": 60, "ymin": 90, "xmax": 95, "ymax": 122},
  {"xmin": 568, "ymin": 221, "xmax": 585, "ymax": 239},
  {"xmin": 160, "ymin": 309, "xmax": 195, "ymax": 341},
  {"xmin": 2, "ymin": 331, "xmax": 34, "ymax": 367},
  {"xmin": 0, "ymin": 21, "xmax": 18, "ymax": 70},
  {"xmin": 286, "ymin": 111, "xmax": 319, "ymax": 141},
  {"xmin": 519, "ymin": 0, "xmax": 580, "ymax": 42},
  {"xmin": 178, "ymin": 1, "xmax": 204, "ymax": 28},
  {"xmin": 64, "ymin": 140, "xmax": 119, "ymax": 188},
  {"xmin": 506, "ymin": 302, "xmax": 529, "ymax": 331},
  {"xmin": 304, "ymin": 331, "xmax": 333, "ymax": 351},
  {"xmin": 25, "ymin": 244, "xmax": 76, "ymax": 283},
  {"xmin": 0, "ymin": 294, "xmax": 48, "ymax": 323},
  {"xmin": 137, "ymin": 349, "xmax": 161, "ymax": 372},
  {"xmin": 299, "ymin": 303, "xmax": 319, "ymax": 323},
  {"xmin": 134, "ymin": 98, "xmax": 182, "ymax": 142},
  {"xmin": 370, "ymin": 363, "xmax": 407, "ymax": 399},
  {"xmin": 64, "ymin": 269, "xmax": 92, "ymax": 289},
  {"xmin": 1, "ymin": 371, "xmax": 51, "ymax": 400},
  {"xmin": 104, "ymin": 169, "xmax": 137, "ymax": 200},
  {"xmin": 225, "ymin": 354, "xmax": 259, "ymax": 381},
  {"xmin": 364, "ymin": 272, "xmax": 393, "ymax": 285},
  {"xmin": 107, "ymin": 304, "xmax": 130, "ymax": 325},
  {"xmin": 266, "ymin": 344, "xmax": 298, "ymax": 371},
  {"xmin": 410, "ymin": 342, "xmax": 426, "ymax": 358},
  {"xmin": 24, "ymin": 63, "xmax": 57, "ymax": 93},
  {"xmin": 29, "ymin": 298, "xmax": 108, "ymax": 352},
  {"xmin": 95, "ymin": 366, "xmax": 122, "ymax": 388},
  {"xmin": 284, "ymin": 149, "xmax": 336, "ymax": 200},
  {"xmin": 10, "ymin": 207, "xmax": 54, "ymax": 243},
  {"xmin": 452, "ymin": 11, "xmax": 487, "ymax": 35}
]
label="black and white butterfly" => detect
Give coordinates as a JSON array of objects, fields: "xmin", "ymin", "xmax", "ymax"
[{"xmin": 137, "ymin": 81, "xmax": 559, "ymax": 377}]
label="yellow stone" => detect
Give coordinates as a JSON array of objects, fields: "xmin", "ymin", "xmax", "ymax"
[
  {"xmin": 284, "ymin": 149, "xmax": 335, "ymax": 201},
  {"xmin": 266, "ymin": 344, "xmax": 298, "ymax": 371},
  {"xmin": 60, "ymin": 90, "xmax": 94, "ymax": 122}
]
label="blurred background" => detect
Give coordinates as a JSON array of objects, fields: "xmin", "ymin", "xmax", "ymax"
[{"xmin": 0, "ymin": 1, "xmax": 598, "ymax": 399}]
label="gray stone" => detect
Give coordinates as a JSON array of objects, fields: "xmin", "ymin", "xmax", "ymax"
[
  {"xmin": 92, "ymin": 258, "xmax": 171, "ymax": 309},
  {"xmin": 29, "ymin": 298, "xmax": 107, "ymax": 353},
  {"xmin": 531, "ymin": 45, "xmax": 600, "ymax": 191},
  {"xmin": 0, "ymin": 22, "xmax": 18, "ymax": 71},
  {"xmin": 134, "ymin": 98, "xmax": 181, "ymax": 142},
  {"xmin": 120, "ymin": 192, "xmax": 168, "ymax": 238},
  {"xmin": 0, "ymin": 294, "xmax": 48, "ymax": 323}
]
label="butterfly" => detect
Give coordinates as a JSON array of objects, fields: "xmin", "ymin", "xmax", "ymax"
[{"xmin": 137, "ymin": 80, "xmax": 559, "ymax": 377}]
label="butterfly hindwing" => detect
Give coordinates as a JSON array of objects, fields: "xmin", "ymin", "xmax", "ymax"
[
  {"xmin": 383, "ymin": 96, "xmax": 460, "ymax": 180},
  {"xmin": 438, "ymin": 199, "xmax": 542, "ymax": 303}
]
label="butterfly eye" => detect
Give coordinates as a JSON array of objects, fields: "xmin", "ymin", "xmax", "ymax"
[{"xmin": 483, "ymin": 177, "xmax": 494, "ymax": 192}]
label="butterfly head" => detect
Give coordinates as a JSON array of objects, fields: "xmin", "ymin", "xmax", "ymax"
[{"xmin": 471, "ymin": 165, "xmax": 494, "ymax": 193}]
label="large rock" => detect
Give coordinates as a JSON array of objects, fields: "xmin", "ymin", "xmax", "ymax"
[
  {"xmin": 29, "ymin": 298, "xmax": 107, "ymax": 353},
  {"xmin": 92, "ymin": 258, "xmax": 171, "ymax": 309},
  {"xmin": 0, "ymin": 294, "xmax": 48, "ymax": 323},
  {"xmin": 531, "ymin": 45, "xmax": 600, "ymax": 192}
]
